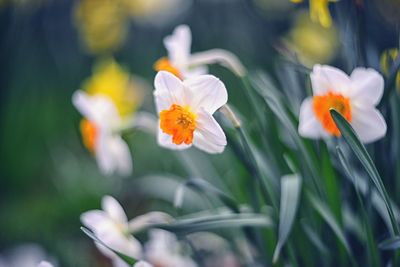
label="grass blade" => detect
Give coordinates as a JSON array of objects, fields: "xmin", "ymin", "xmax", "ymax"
[
  {"xmin": 307, "ymin": 193, "xmax": 353, "ymax": 259},
  {"xmin": 379, "ymin": 236, "xmax": 400, "ymax": 250},
  {"xmin": 273, "ymin": 174, "xmax": 302, "ymax": 263},
  {"xmin": 174, "ymin": 178, "xmax": 239, "ymax": 213},
  {"xmin": 81, "ymin": 227, "xmax": 137, "ymax": 265},
  {"xmin": 331, "ymin": 109, "xmax": 399, "ymax": 235},
  {"xmin": 150, "ymin": 213, "xmax": 273, "ymax": 235}
]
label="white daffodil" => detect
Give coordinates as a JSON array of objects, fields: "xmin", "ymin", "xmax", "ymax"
[
  {"xmin": 72, "ymin": 90, "xmax": 133, "ymax": 176},
  {"xmin": 298, "ymin": 64, "xmax": 387, "ymax": 143},
  {"xmin": 144, "ymin": 229, "xmax": 197, "ymax": 267},
  {"xmin": 153, "ymin": 71, "xmax": 228, "ymax": 153},
  {"xmin": 80, "ymin": 196, "xmax": 142, "ymax": 267},
  {"xmin": 154, "ymin": 25, "xmax": 245, "ymax": 79},
  {"xmin": 154, "ymin": 24, "xmax": 207, "ymax": 79}
]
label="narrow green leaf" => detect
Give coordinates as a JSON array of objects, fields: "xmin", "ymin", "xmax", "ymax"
[
  {"xmin": 174, "ymin": 178, "xmax": 239, "ymax": 213},
  {"xmin": 150, "ymin": 213, "xmax": 273, "ymax": 234},
  {"xmin": 337, "ymin": 146, "xmax": 379, "ymax": 267},
  {"xmin": 81, "ymin": 227, "xmax": 137, "ymax": 265},
  {"xmin": 379, "ymin": 236, "xmax": 400, "ymax": 250},
  {"xmin": 273, "ymin": 174, "xmax": 302, "ymax": 263},
  {"xmin": 308, "ymin": 194, "xmax": 351, "ymax": 255},
  {"xmin": 250, "ymin": 71, "xmax": 323, "ymax": 197},
  {"xmin": 331, "ymin": 109, "xmax": 399, "ymax": 235}
]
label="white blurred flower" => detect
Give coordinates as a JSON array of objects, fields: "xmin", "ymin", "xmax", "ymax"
[
  {"xmin": 0, "ymin": 244, "xmax": 56, "ymax": 267},
  {"xmin": 80, "ymin": 195, "xmax": 142, "ymax": 267},
  {"xmin": 144, "ymin": 229, "xmax": 197, "ymax": 267},
  {"xmin": 298, "ymin": 64, "xmax": 387, "ymax": 143},
  {"xmin": 154, "ymin": 25, "xmax": 245, "ymax": 79},
  {"xmin": 134, "ymin": 261, "xmax": 153, "ymax": 267},
  {"xmin": 154, "ymin": 71, "xmax": 228, "ymax": 153},
  {"xmin": 37, "ymin": 261, "xmax": 53, "ymax": 267},
  {"xmin": 72, "ymin": 90, "xmax": 133, "ymax": 176}
]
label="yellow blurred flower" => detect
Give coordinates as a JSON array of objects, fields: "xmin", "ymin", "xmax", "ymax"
[
  {"xmin": 74, "ymin": 0, "xmax": 129, "ymax": 55},
  {"xmin": 81, "ymin": 58, "xmax": 142, "ymax": 117},
  {"xmin": 285, "ymin": 12, "xmax": 338, "ymax": 66},
  {"xmin": 380, "ymin": 48, "xmax": 400, "ymax": 93},
  {"xmin": 291, "ymin": 0, "xmax": 337, "ymax": 28},
  {"xmin": 74, "ymin": 0, "xmax": 189, "ymax": 54}
]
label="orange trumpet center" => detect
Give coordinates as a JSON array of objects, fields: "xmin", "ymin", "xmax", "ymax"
[
  {"xmin": 80, "ymin": 119, "xmax": 98, "ymax": 153},
  {"xmin": 312, "ymin": 91, "xmax": 352, "ymax": 136},
  {"xmin": 160, "ymin": 104, "xmax": 197, "ymax": 145},
  {"xmin": 154, "ymin": 57, "xmax": 182, "ymax": 79}
]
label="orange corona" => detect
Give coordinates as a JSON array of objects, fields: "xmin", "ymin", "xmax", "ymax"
[
  {"xmin": 80, "ymin": 119, "xmax": 98, "ymax": 153},
  {"xmin": 154, "ymin": 57, "xmax": 182, "ymax": 79},
  {"xmin": 160, "ymin": 104, "xmax": 197, "ymax": 145},
  {"xmin": 312, "ymin": 91, "xmax": 352, "ymax": 136}
]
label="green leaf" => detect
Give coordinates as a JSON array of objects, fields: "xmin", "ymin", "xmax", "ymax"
[
  {"xmin": 249, "ymin": 70, "xmax": 323, "ymax": 197},
  {"xmin": 150, "ymin": 213, "xmax": 273, "ymax": 235},
  {"xmin": 81, "ymin": 227, "xmax": 137, "ymax": 265},
  {"xmin": 337, "ymin": 146, "xmax": 379, "ymax": 267},
  {"xmin": 379, "ymin": 236, "xmax": 400, "ymax": 250},
  {"xmin": 174, "ymin": 178, "xmax": 239, "ymax": 213},
  {"xmin": 273, "ymin": 174, "xmax": 302, "ymax": 263},
  {"xmin": 308, "ymin": 193, "xmax": 351, "ymax": 255},
  {"xmin": 331, "ymin": 109, "xmax": 399, "ymax": 235}
]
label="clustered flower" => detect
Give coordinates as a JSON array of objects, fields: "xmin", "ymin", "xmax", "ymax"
[{"xmin": 71, "ymin": 24, "xmax": 389, "ymax": 266}]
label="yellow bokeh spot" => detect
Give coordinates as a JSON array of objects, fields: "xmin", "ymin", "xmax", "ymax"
[
  {"xmin": 82, "ymin": 58, "xmax": 141, "ymax": 117},
  {"xmin": 74, "ymin": 0, "xmax": 129, "ymax": 55},
  {"xmin": 291, "ymin": 0, "xmax": 336, "ymax": 28},
  {"xmin": 286, "ymin": 11, "xmax": 338, "ymax": 66}
]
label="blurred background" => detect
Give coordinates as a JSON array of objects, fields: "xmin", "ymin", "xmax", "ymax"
[{"xmin": 0, "ymin": 0, "xmax": 399, "ymax": 266}]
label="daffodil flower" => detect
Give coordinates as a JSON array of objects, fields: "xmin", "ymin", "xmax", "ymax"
[
  {"xmin": 154, "ymin": 25, "xmax": 245, "ymax": 79},
  {"xmin": 80, "ymin": 196, "xmax": 142, "ymax": 267},
  {"xmin": 144, "ymin": 229, "xmax": 197, "ymax": 267},
  {"xmin": 154, "ymin": 71, "xmax": 228, "ymax": 153},
  {"xmin": 291, "ymin": 0, "xmax": 336, "ymax": 28},
  {"xmin": 154, "ymin": 25, "xmax": 207, "ymax": 79},
  {"xmin": 298, "ymin": 65, "xmax": 387, "ymax": 143},
  {"xmin": 72, "ymin": 91, "xmax": 133, "ymax": 176}
]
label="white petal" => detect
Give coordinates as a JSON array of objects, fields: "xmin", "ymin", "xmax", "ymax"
[
  {"xmin": 95, "ymin": 133, "xmax": 116, "ymax": 175},
  {"xmin": 157, "ymin": 127, "xmax": 192, "ymax": 151},
  {"xmin": 183, "ymin": 75, "xmax": 228, "ymax": 114},
  {"xmin": 351, "ymin": 105, "xmax": 387, "ymax": 143},
  {"xmin": 193, "ymin": 109, "xmax": 227, "ymax": 154},
  {"xmin": 349, "ymin": 67, "xmax": 384, "ymax": 106},
  {"xmin": 311, "ymin": 65, "xmax": 351, "ymax": 96},
  {"xmin": 154, "ymin": 71, "xmax": 187, "ymax": 113},
  {"xmin": 164, "ymin": 25, "xmax": 191, "ymax": 67},
  {"xmin": 110, "ymin": 136, "xmax": 133, "ymax": 176},
  {"xmin": 134, "ymin": 261, "xmax": 153, "ymax": 267},
  {"xmin": 80, "ymin": 210, "xmax": 110, "ymax": 230},
  {"xmin": 128, "ymin": 212, "xmax": 173, "ymax": 233},
  {"xmin": 298, "ymin": 98, "xmax": 324, "ymax": 139},
  {"xmin": 72, "ymin": 90, "xmax": 119, "ymax": 128},
  {"xmin": 37, "ymin": 261, "xmax": 54, "ymax": 267},
  {"xmin": 182, "ymin": 65, "xmax": 208, "ymax": 79},
  {"xmin": 102, "ymin": 196, "xmax": 128, "ymax": 224},
  {"xmin": 95, "ymin": 229, "xmax": 142, "ymax": 260}
]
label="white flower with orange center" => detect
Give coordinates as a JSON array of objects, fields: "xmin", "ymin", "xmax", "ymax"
[
  {"xmin": 154, "ymin": 71, "xmax": 228, "ymax": 153},
  {"xmin": 154, "ymin": 25, "xmax": 207, "ymax": 80},
  {"xmin": 154, "ymin": 25, "xmax": 246, "ymax": 79},
  {"xmin": 299, "ymin": 64, "xmax": 387, "ymax": 143},
  {"xmin": 81, "ymin": 196, "xmax": 142, "ymax": 267},
  {"xmin": 72, "ymin": 91, "xmax": 133, "ymax": 176}
]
